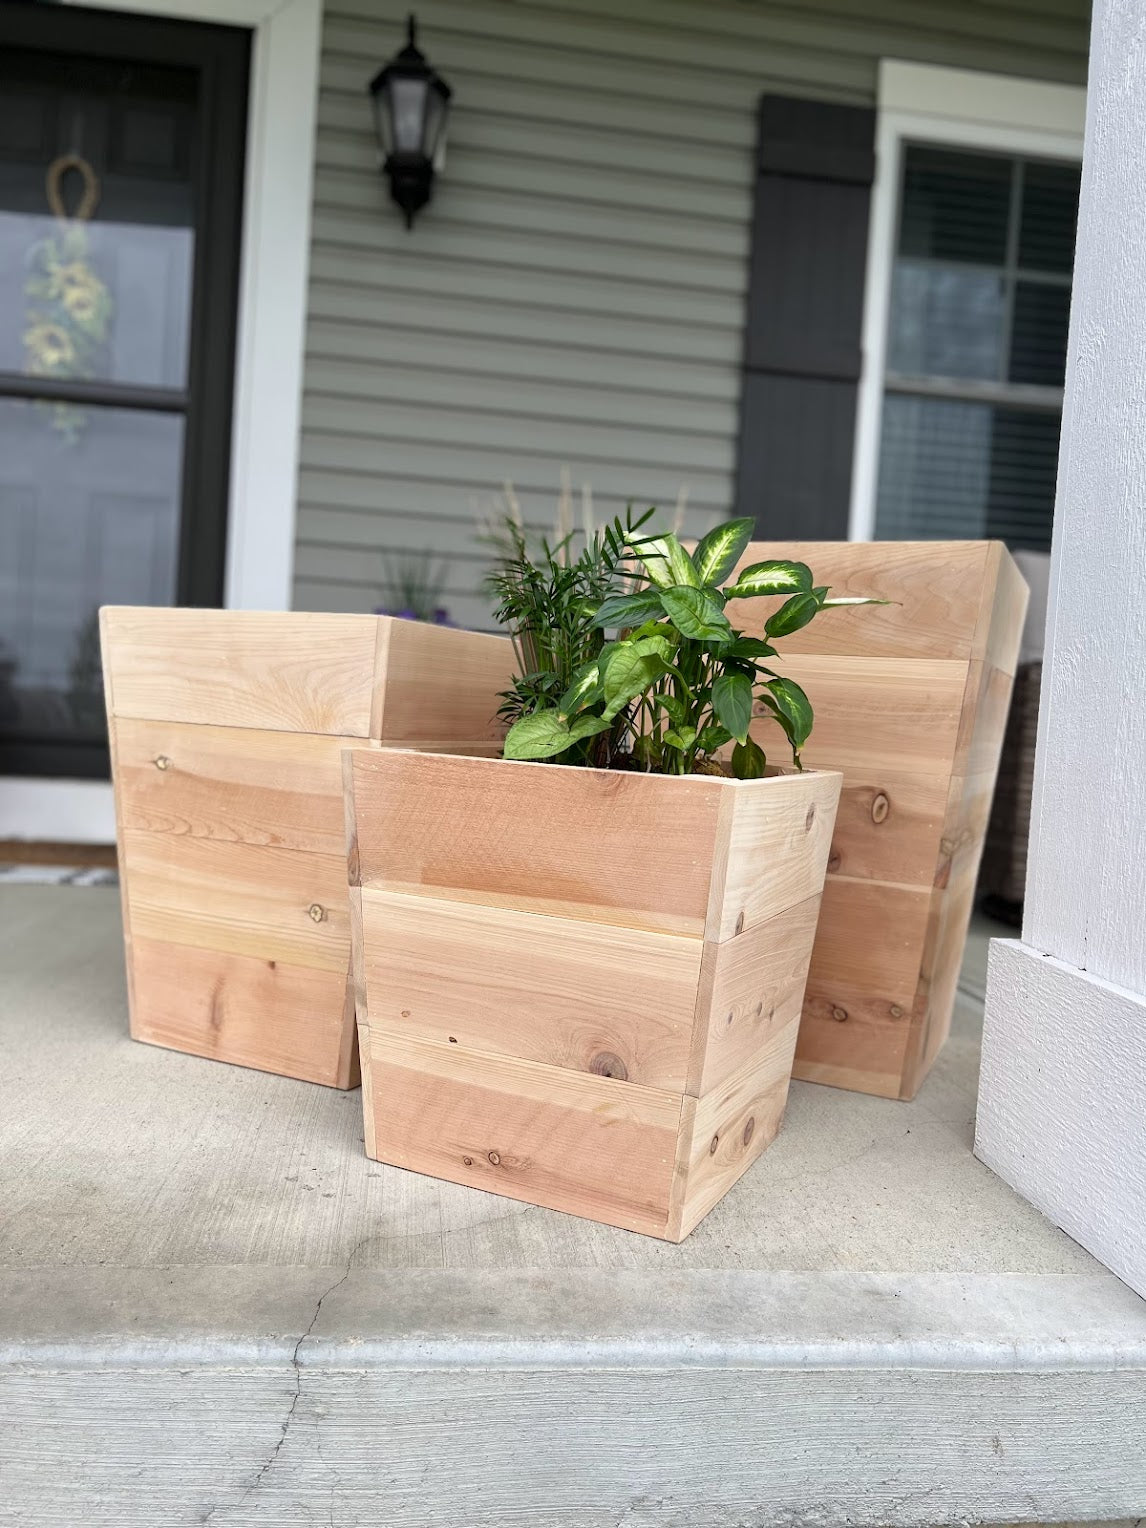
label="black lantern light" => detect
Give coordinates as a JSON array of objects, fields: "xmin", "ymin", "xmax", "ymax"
[{"xmin": 368, "ymin": 14, "xmax": 452, "ymax": 228}]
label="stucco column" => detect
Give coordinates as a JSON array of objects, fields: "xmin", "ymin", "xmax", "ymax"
[{"xmin": 975, "ymin": 0, "xmax": 1146, "ymax": 1297}]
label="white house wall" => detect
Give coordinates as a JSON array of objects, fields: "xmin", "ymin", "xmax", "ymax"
[{"xmin": 294, "ymin": 0, "xmax": 1089, "ymax": 629}]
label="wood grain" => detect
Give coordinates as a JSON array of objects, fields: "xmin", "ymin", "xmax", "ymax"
[
  {"xmin": 375, "ymin": 617, "xmax": 512, "ymax": 748},
  {"xmin": 729, "ymin": 542, "xmax": 1027, "ymax": 1100},
  {"xmin": 101, "ymin": 607, "xmax": 382, "ymax": 736},
  {"xmin": 363, "ymin": 1027, "xmax": 685, "ymax": 1238},
  {"xmin": 115, "ymin": 718, "xmax": 348, "ymax": 854},
  {"xmin": 690, "ymin": 894, "xmax": 822, "ymax": 1096},
  {"xmin": 348, "ymin": 750, "xmax": 727, "ymax": 937},
  {"xmin": 359, "ymin": 887, "xmax": 702, "ymax": 1092},
  {"xmin": 129, "ymin": 935, "xmax": 356, "ymax": 1088},
  {"xmin": 673, "ymin": 1017, "xmax": 801, "ymax": 1240}
]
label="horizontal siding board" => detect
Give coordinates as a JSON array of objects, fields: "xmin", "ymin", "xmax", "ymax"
[{"xmin": 296, "ymin": 0, "xmax": 1088, "ymax": 618}]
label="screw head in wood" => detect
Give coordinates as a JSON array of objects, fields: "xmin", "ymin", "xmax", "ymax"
[
  {"xmin": 832, "ymin": 1005, "xmax": 848, "ymax": 1023},
  {"xmin": 308, "ymin": 903, "xmax": 326, "ymax": 923},
  {"xmin": 890, "ymin": 1004, "xmax": 904, "ymax": 1019},
  {"xmin": 154, "ymin": 755, "xmax": 171, "ymax": 771},
  {"xmin": 487, "ymin": 1150, "xmax": 501, "ymax": 1166},
  {"xmin": 462, "ymin": 1156, "xmax": 473, "ymax": 1167},
  {"xmin": 709, "ymin": 1134, "xmax": 720, "ymax": 1156},
  {"xmin": 871, "ymin": 792, "xmax": 890, "ymax": 824}
]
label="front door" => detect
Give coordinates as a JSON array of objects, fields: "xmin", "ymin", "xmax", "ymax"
[{"xmin": 0, "ymin": 4, "xmax": 248, "ymax": 786}]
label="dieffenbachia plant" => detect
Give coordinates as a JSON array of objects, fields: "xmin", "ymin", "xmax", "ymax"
[{"xmin": 503, "ymin": 516, "xmax": 885, "ymax": 777}]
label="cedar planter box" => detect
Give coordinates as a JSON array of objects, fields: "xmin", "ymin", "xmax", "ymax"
[
  {"xmin": 100, "ymin": 607, "xmax": 512, "ymax": 1088},
  {"xmin": 344, "ymin": 750, "xmax": 841, "ymax": 1240},
  {"xmin": 725, "ymin": 541, "xmax": 1028, "ymax": 1100}
]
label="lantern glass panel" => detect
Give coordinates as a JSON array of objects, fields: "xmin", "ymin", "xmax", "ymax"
[
  {"xmin": 423, "ymin": 85, "xmax": 449, "ymax": 164},
  {"xmin": 389, "ymin": 76, "xmax": 428, "ymax": 155}
]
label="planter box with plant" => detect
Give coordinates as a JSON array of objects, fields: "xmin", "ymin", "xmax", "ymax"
[
  {"xmin": 724, "ymin": 540, "xmax": 1029, "ymax": 1100},
  {"xmin": 101, "ymin": 606, "xmax": 512, "ymax": 1088},
  {"xmin": 346, "ymin": 517, "xmax": 873, "ymax": 1239}
]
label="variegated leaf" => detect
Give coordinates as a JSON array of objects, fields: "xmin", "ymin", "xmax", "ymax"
[{"xmin": 692, "ymin": 517, "xmax": 754, "ymax": 587}]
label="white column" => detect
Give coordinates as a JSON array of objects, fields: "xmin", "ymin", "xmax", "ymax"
[{"xmin": 975, "ymin": 0, "xmax": 1146, "ymax": 1297}]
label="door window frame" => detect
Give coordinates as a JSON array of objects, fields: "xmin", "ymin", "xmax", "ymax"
[{"xmin": 848, "ymin": 60, "xmax": 1086, "ymax": 543}]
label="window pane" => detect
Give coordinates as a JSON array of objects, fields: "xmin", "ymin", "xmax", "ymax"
[
  {"xmin": 1009, "ymin": 280, "xmax": 1071, "ymax": 387},
  {"xmin": 887, "ymin": 261, "xmax": 1005, "ymax": 381},
  {"xmin": 0, "ymin": 399, "xmax": 183, "ymax": 762},
  {"xmin": 898, "ymin": 146, "xmax": 1012, "ymax": 266},
  {"xmin": 0, "ymin": 49, "xmax": 197, "ymax": 390},
  {"xmin": 875, "ymin": 395, "xmax": 1056, "ymax": 551},
  {"xmin": 1019, "ymin": 160, "xmax": 1080, "ymax": 274}
]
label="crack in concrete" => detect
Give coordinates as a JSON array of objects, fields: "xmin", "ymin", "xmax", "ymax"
[{"xmin": 202, "ymin": 1238, "xmax": 370, "ymax": 1525}]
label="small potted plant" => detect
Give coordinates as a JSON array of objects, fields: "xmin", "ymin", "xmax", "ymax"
[{"xmin": 344, "ymin": 516, "xmax": 875, "ymax": 1240}]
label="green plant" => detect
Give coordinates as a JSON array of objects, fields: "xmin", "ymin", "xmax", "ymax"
[
  {"xmin": 502, "ymin": 515, "xmax": 883, "ymax": 777},
  {"xmin": 376, "ymin": 548, "xmax": 450, "ymax": 623},
  {"xmin": 486, "ymin": 507, "xmax": 654, "ymax": 767}
]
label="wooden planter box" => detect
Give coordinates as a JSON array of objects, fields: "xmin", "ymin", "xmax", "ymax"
[
  {"xmin": 726, "ymin": 541, "xmax": 1028, "ymax": 1100},
  {"xmin": 100, "ymin": 608, "xmax": 512, "ymax": 1088},
  {"xmin": 344, "ymin": 750, "xmax": 841, "ymax": 1240}
]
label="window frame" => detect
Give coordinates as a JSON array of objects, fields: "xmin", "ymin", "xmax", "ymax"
[{"xmin": 848, "ymin": 60, "xmax": 1085, "ymax": 543}]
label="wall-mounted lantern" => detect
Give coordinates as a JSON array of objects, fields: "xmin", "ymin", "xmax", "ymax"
[{"xmin": 368, "ymin": 14, "xmax": 452, "ymax": 228}]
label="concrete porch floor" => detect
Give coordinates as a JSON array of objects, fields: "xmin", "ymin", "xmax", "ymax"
[{"xmin": 2, "ymin": 884, "xmax": 1144, "ymax": 1526}]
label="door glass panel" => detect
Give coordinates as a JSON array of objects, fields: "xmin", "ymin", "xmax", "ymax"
[
  {"xmin": 0, "ymin": 49, "xmax": 196, "ymax": 390},
  {"xmin": 0, "ymin": 398, "xmax": 183, "ymax": 755}
]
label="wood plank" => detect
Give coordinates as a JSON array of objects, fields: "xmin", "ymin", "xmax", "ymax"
[
  {"xmin": 954, "ymin": 662, "xmax": 1016, "ymax": 779},
  {"xmin": 363, "ymin": 1028, "xmax": 683, "ymax": 1239},
  {"xmin": 755, "ymin": 656, "xmax": 967, "ymax": 779},
  {"xmin": 976, "ymin": 542, "xmax": 1031, "ymax": 676},
  {"xmin": 358, "ymin": 887, "xmax": 701, "ymax": 1093},
  {"xmin": 114, "ymin": 718, "xmax": 348, "ymax": 855},
  {"xmin": 712, "ymin": 769, "xmax": 841, "ymax": 940},
  {"xmin": 347, "ymin": 750, "xmax": 726, "ymax": 937},
  {"xmin": 823, "ymin": 768, "xmax": 949, "ymax": 886},
  {"xmin": 373, "ymin": 618, "xmax": 513, "ymax": 749},
  {"xmin": 690, "ymin": 894, "xmax": 822, "ymax": 1096},
  {"xmin": 727, "ymin": 541, "xmax": 993, "ymax": 660},
  {"xmin": 672, "ymin": 1016, "xmax": 801, "ymax": 1241},
  {"xmin": 802, "ymin": 876, "xmax": 933, "ymax": 1014},
  {"xmin": 101, "ymin": 607, "xmax": 381, "ymax": 736},
  {"xmin": 121, "ymin": 830, "xmax": 350, "ymax": 972},
  {"xmin": 129, "ymin": 935, "xmax": 356, "ymax": 1088}
]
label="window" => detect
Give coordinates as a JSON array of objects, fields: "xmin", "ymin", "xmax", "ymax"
[{"xmin": 873, "ymin": 145, "xmax": 1080, "ymax": 550}]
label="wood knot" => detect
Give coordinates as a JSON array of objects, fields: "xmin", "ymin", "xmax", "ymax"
[
  {"xmin": 832, "ymin": 1005, "xmax": 848, "ymax": 1023},
  {"xmin": 734, "ymin": 911, "xmax": 745, "ymax": 936},
  {"xmin": 805, "ymin": 805, "xmax": 816, "ymax": 831},
  {"xmin": 709, "ymin": 1134, "xmax": 720, "ymax": 1156},
  {"xmin": 871, "ymin": 792, "xmax": 890, "ymax": 824},
  {"xmin": 154, "ymin": 755, "xmax": 171, "ymax": 771},
  {"xmin": 742, "ymin": 1116, "xmax": 755, "ymax": 1147},
  {"xmin": 487, "ymin": 1150, "xmax": 501, "ymax": 1166},
  {"xmin": 755, "ymin": 1002, "xmax": 764, "ymax": 1018},
  {"xmin": 827, "ymin": 851, "xmax": 842, "ymax": 872},
  {"xmin": 448, "ymin": 1034, "xmax": 458, "ymax": 1043},
  {"xmin": 308, "ymin": 903, "xmax": 326, "ymax": 923},
  {"xmin": 726, "ymin": 1011, "xmax": 734, "ymax": 1028},
  {"xmin": 590, "ymin": 1052, "xmax": 627, "ymax": 1081}
]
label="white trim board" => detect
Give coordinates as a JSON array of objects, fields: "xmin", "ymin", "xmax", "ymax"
[
  {"xmin": 847, "ymin": 60, "xmax": 1086, "ymax": 542},
  {"xmin": 8, "ymin": 0, "xmax": 323, "ymax": 844},
  {"xmin": 976, "ymin": 940, "xmax": 1146, "ymax": 1302}
]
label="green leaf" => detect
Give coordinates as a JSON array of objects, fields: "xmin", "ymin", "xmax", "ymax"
[
  {"xmin": 635, "ymin": 532, "xmax": 699, "ymax": 590},
  {"xmin": 764, "ymin": 591, "xmax": 821, "ymax": 639},
  {"xmin": 591, "ymin": 589, "xmax": 666, "ymax": 629},
  {"xmin": 724, "ymin": 559, "xmax": 813, "ymax": 600},
  {"xmin": 660, "ymin": 585, "xmax": 733, "ymax": 642},
  {"xmin": 731, "ymin": 735, "xmax": 767, "ymax": 780},
  {"xmin": 711, "ymin": 671, "xmax": 753, "ymax": 745},
  {"xmin": 557, "ymin": 661, "xmax": 602, "ymax": 717},
  {"xmin": 692, "ymin": 517, "xmax": 754, "ymax": 587},
  {"xmin": 663, "ymin": 725, "xmax": 698, "ymax": 751},
  {"xmin": 653, "ymin": 693, "xmax": 687, "ymax": 728},
  {"xmin": 504, "ymin": 710, "xmax": 578, "ymax": 761},
  {"xmin": 566, "ymin": 715, "xmax": 611, "ymax": 743},
  {"xmin": 695, "ymin": 722, "xmax": 732, "ymax": 753},
  {"xmin": 724, "ymin": 637, "xmax": 777, "ymax": 660},
  {"xmin": 601, "ymin": 643, "xmax": 668, "ymax": 720},
  {"xmin": 763, "ymin": 676, "xmax": 813, "ymax": 748}
]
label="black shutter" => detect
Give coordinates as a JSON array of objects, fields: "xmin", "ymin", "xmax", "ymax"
[{"xmin": 734, "ymin": 95, "xmax": 877, "ymax": 538}]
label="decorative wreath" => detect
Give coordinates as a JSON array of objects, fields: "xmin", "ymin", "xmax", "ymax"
[{"xmin": 23, "ymin": 154, "xmax": 114, "ymax": 444}]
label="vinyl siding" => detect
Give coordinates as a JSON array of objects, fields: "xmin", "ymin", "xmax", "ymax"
[{"xmin": 295, "ymin": 0, "xmax": 1089, "ymax": 629}]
